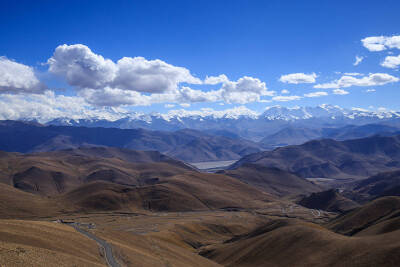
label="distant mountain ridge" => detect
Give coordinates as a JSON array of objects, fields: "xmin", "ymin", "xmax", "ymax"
[{"xmin": 44, "ymin": 104, "xmax": 400, "ymax": 141}]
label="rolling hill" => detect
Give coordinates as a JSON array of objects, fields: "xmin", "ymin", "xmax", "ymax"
[
  {"xmin": 298, "ymin": 189, "xmax": 360, "ymax": 213},
  {"xmin": 201, "ymin": 216, "xmax": 400, "ymax": 267},
  {"xmin": 327, "ymin": 196, "xmax": 400, "ymax": 236},
  {"xmin": 0, "ymin": 147, "xmax": 276, "ymax": 214},
  {"xmin": 218, "ymin": 163, "xmax": 321, "ymax": 197},
  {"xmin": 353, "ymin": 170, "xmax": 400, "ymax": 198},
  {"xmin": 232, "ymin": 134, "xmax": 400, "ymax": 179},
  {"xmin": 0, "ymin": 220, "xmax": 106, "ymax": 266}
]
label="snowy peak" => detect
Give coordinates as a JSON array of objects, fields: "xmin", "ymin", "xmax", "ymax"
[
  {"xmin": 46, "ymin": 105, "xmax": 400, "ymax": 130},
  {"xmin": 261, "ymin": 104, "xmax": 400, "ymax": 121}
]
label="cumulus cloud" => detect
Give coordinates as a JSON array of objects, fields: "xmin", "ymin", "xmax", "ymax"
[
  {"xmin": 281, "ymin": 89, "xmax": 290, "ymax": 94},
  {"xmin": 204, "ymin": 74, "xmax": 229, "ymax": 85},
  {"xmin": 48, "ymin": 44, "xmax": 201, "ymax": 93},
  {"xmin": 353, "ymin": 56, "xmax": 364, "ymax": 66},
  {"xmin": 365, "ymin": 89, "xmax": 376, "ymax": 93},
  {"xmin": 381, "ymin": 54, "xmax": 400, "ymax": 68},
  {"xmin": 272, "ymin": 95, "xmax": 302, "ymax": 102},
  {"xmin": 46, "ymin": 44, "xmax": 276, "ymax": 106},
  {"xmin": 333, "ymin": 89, "xmax": 349, "ymax": 95},
  {"xmin": 0, "ymin": 57, "xmax": 46, "ymax": 94},
  {"xmin": 164, "ymin": 104, "xmax": 175, "ymax": 108},
  {"xmin": 179, "ymin": 76, "xmax": 274, "ymax": 105},
  {"xmin": 279, "ymin": 73, "xmax": 317, "ymax": 84},
  {"xmin": 78, "ymin": 87, "xmax": 152, "ymax": 106},
  {"xmin": 314, "ymin": 73, "xmax": 399, "ymax": 89},
  {"xmin": 362, "ymin": 35, "xmax": 400, "ymax": 51},
  {"xmin": 76, "ymin": 76, "xmax": 274, "ymax": 107},
  {"xmin": 304, "ymin": 91, "xmax": 328, "ymax": 98}
]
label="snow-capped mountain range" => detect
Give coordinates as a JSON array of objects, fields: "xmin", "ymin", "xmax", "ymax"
[{"xmin": 45, "ymin": 105, "xmax": 400, "ymax": 141}]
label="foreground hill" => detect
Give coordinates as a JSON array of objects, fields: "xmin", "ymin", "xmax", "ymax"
[
  {"xmin": 201, "ymin": 216, "xmax": 400, "ymax": 267},
  {"xmin": 219, "ymin": 163, "xmax": 321, "ymax": 197},
  {"xmin": 0, "ymin": 121, "xmax": 260, "ymax": 162},
  {"xmin": 232, "ymin": 134, "xmax": 400, "ymax": 179},
  {"xmin": 298, "ymin": 189, "xmax": 360, "ymax": 213},
  {"xmin": 0, "ymin": 220, "xmax": 105, "ymax": 266}
]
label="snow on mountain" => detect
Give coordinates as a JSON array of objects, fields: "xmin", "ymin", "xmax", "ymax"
[{"xmin": 46, "ymin": 104, "xmax": 400, "ymax": 130}]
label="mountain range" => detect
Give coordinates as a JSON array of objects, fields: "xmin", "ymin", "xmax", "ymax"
[{"xmin": 45, "ymin": 105, "xmax": 400, "ymax": 141}]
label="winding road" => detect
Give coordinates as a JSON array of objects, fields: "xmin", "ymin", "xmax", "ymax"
[{"xmin": 70, "ymin": 224, "xmax": 121, "ymax": 267}]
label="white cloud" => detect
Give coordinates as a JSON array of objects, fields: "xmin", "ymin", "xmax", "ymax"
[
  {"xmin": 0, "ymin": 91, "xmax": 127, "ymax": 122},
  {"xmin": 343, "ymin": 72, "xmax": 363, "ymax": 76},
  {"xmin": 272, "ymin": 95, "xmax": 302, "ymax": 102},
  {"xmin": 365, "ymin": 89, "xmax": 376, "ymax": 93},
  {"xmin": 333, "ymin": 89, "xmax": 349, "ymax": 95},
  {"xmin": 281, "ymin": 89, "xmax": 290, "ymax": 94},
  {"xmin": 79, "ymin": 87, "xmax": 152, "ymax": 106},
  {"xmin": 0, "ymin": 57, "xmax": 46, "ymax": 94},
  {"xmin": 177, "ymin": 76, "xmax": 274, "ymax": 105},
  {"xmin": 314, "ymin": 73, "xmax": 399, "ymax": 89},
  {"xmin": 180, "ymin": 103, "xmax": 190, "ymax": 108},
  {"xmin": 279, "ymin": 73, "xmax": 317, "ymax": 84},
  {"xmin": 75, "ymin": 76, "xmax": 274, "ymax": 107},
  {"xmin": 204, "ymin": 74, "xmax": 229, "ymax": 85},
  {"xmin": 353, "ymin": 56, "xmax": 364, "ymax": 66},
  {"xmin": 164, "ymin": 104, "xmax": 175, "ymax": 108},
  {"xmin": 304, "ymin": 91, "xmax": 328, "ymax": 98},
  {"xmin": 47, "ymin": 44, "xmax": 276, "ymax": 107},
  {"xmin": 362, "ymin": 35, "xmax": 400, "ymax": 51},
  {"xmin": 48, "ymin": 44, "xmax": 201, "ymax": 93},
  {"xmin": 381, "ymin": 54, "xmax": 400, "ymax": 68}
]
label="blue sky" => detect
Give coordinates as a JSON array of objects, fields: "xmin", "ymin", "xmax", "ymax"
[{"xmin": 1, "ymin": 0, "xmax": 400, "ymax": 120}]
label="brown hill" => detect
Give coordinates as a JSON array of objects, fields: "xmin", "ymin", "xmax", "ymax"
[
  {"xmin": 232, "ymin": 134, "xmax": 400, "ymax": 179},
  {"xmin": 298, "ymin": 189, "xmax": 360, "ymax": 213},
  {"xmin": 219, "ymin": 163, "xmax": 321, "ymax": 197},
  {"xmin": 353, "ymin": 170, "xmax": 400, "ymax": 198},
  {"xmin": 327, "ymin": 196, "xmax": 400, "ymax": 236},
  {"xmin": 0, "ymin": 147, "xmax": 276, "ymax": 214},
  {"xmin": 61, "ymin": 170, "xmax": 275, "ymax": 212},
  {"xmin": 0, "ymin": 220, "xmax": 105, "ymax": 266},
  {"xmin": 201, "ymin": 218, "xmax": 400, "ymax": 267},
  {"xmin": 0, "ymin": 183, "xmax": 63, "ymax": 219},
  {"xmin": 0, "ymin": 147, "xmax": 192, "ymax": 196}
]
